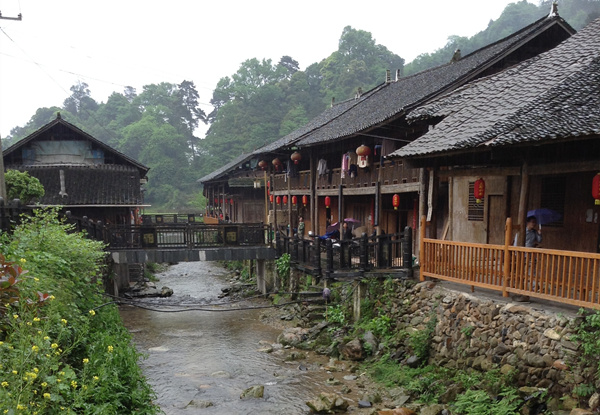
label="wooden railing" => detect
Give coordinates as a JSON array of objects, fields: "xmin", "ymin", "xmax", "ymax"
[{"xmin": 419, "ymin": 217, "xmax": 600, "ymax": 309}]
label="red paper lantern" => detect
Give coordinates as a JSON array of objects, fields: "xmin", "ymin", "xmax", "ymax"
[
  {"xmin": 356, "ymin": 144, "xmax": 371, "ymax": 156},
  {"xmin": 392, "ymin": 194, "xmax": 400, "ymax": 210},
  {"xmin": 324, "ymin": 196, "xmax": 331, "ymax": 208},
  {"xmin": 474, "ymin": 178, "xmax": 485, "ymax": 203},
  {"xmin": 276, "ymin": 196, "xmax": 281, "ymax": 205},
  {"xmin": 258, "ymin": 160, "xmax": 268, "ymax": 170},
  {"xmin": 593, "ymin": 174, "xmax": 600, "ymax": 205},
  {"xmin": 230, "ymin": 199, "xmax": 234, "ymax": 205},
  {"xmin": 292, "ymin": 195, "xmax": 298, "ymax": 206},
  {"xmin": 225, "ymin": 198, "xmax": 229, "ymax": 205},
  {"xmin": 214, "ymin": 198, "xmax": 218, "ymax": 204},
  {"xmin": 283, "ymin": 195, "xmax": 288, "ymax": 205},
  {"xmin": 269, "ymin": 194, "xmax": 274, "ymax": 203},
  {"xmin": 302, "ymin": 195, "xmax": 308, "ymax": 206},
  {"xmin": 290, "ymin": 151, "xmax": 302, "ymax": 165}
]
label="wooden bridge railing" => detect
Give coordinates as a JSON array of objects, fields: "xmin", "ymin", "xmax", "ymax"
[
  {"xmin": 276, "ymin": 227, "xmax": 413, "ymax": 278},
  {"xmin": 419, "ymin": 217, "xmax": 600, "ymax": 310}
]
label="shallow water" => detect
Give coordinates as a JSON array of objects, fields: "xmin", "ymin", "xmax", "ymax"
[{"xmin": 119, "ymin": 261, "xmax": 351, "ymax": 414}]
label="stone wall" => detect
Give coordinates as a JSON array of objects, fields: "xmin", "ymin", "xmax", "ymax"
[{"xmin": 398, "ymin": 281, "xmax": 586, "ymax": 397}]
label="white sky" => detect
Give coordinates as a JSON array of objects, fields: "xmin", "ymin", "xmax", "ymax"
[{"xmin": 0, "ymin": 0, "xmax": 533, "ymax": 138}]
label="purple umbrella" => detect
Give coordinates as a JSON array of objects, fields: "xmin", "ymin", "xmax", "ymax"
[{"xmin": 527, "ymin": 208, "xmax": 562, "ymax": 225}]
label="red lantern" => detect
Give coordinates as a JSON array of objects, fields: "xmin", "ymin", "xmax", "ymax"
[
  {"xmin": 302, "ymin": 195, "xmax": 308, "ymax": 206},
  {"xmin": 230, "ymin": 199, "xmax": 234, "ymax": 205},
  {"xmin": 290, "ymin": 151, "xmax": 302, "ymax": 165},
  {"xmin": 325, "ymin": 196, "xmax": 331, "ymax": 208},
  {"xmin": 283, "ymin": 195, "xmax": 288, "ymax": 205},
  {"xmin": 269, "ymin": 194, "xmax": 274, "ymax": 203},
  {"xmin": 392, "ymin": 194, "xmax": 400, "ymax": 210},
  {"xmin": 276, "ymin": 196, "xmax": 281, "ymax": 205},
  {"xmin": 225, "ymin": 198, "xmax": 229, "ymax": 205},
  {"xmin": 258, "ymin": 160, "xmax": 268, "ymax": 170},
  {"xmin": 356, "ymin": 144, "xmax": 371, "ymax": 156},
  {"xmin": 292, "ymin": 195, "xmax": 298, "ymax": 206},
  {"xmin": 474, "ymin": 178, "xmax": 485, "ymax": 203},
  {"xmin": 593, "ymin": 173, "xmax": 600, "ymax": 205},
  {"xmin": 214, "ymin": 197, "xmax": 218, "ymax": 204},
  {"xmin": 272, "ymin": 158, "xmax": 282, "ymax": 172}
]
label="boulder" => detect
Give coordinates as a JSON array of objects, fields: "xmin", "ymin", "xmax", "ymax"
[
  {"xmin": 306, "ymin": 392, "xmax": 349, "ymax": 413},
  {"xmin": 277, "ymin": 327, "xmax": 309, "ymax": 347},
  {"xmin": 240, "ymin": 385, "xmax": 264, "ymax": 399},
  {"xmin": 340, "ymin": 339, "xmax": 363, "ymax": 361}
]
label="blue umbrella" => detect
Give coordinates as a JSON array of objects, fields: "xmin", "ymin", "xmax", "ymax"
[{"xmin": 527, "ymin": 208, "xmax": 562, "ymax": 225}]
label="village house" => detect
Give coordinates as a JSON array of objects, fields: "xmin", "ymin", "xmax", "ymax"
[
  {"xmin": 200, "ymin": 9, "xmax": 575, "ymax": 270},
  {"xmin": 391, "ymin": 16, "xmax": 600, "ymax": 308},
  {"xmin": 3, "ymin": 113, "xmax": 149, "ymax": 225}
]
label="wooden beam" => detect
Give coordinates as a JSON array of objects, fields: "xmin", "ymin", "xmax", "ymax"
[
  {"xmin": 528, "ymin": 160, "xmax": 600, "ymax": 175},
  {"xmin": 516, "ymin": 162, "xmax": 529, "ymax": 246},
  {"xmin": 381, "ymin": 182, "xmax": 420, "ymax": 194},
  {"xmin": 437, "ymin": 166, "xmax": 521, "ymax": 178}
]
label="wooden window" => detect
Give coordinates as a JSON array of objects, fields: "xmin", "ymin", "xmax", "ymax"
[
  {"xmin": 540, "ymin": 176, "xmax": 565, "ymax": 227},
  {"xmin": 468, "ymin": 181, "xmax": 484, "ymax": 221}
]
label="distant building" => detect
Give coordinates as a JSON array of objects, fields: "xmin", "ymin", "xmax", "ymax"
[{"xmin": 3, "ymin": 113, "xmax": 149, "ymax": 224}]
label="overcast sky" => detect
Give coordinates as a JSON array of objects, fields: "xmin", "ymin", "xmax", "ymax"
[{"xmin": 0, "ymin": 0, "xmax": 533, "ymax": 138}]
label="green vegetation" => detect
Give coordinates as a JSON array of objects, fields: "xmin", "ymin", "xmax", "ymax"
[
  {"xmin": 0, "ymin": 209, "xmax": 158, "ymax": 414},
  {"xmin": 275, "ymin": 254, "xmax": 291, "ymax": 290},
  {"xmin": 5, "ymin": 170, "xmax": 45, "ymax": 204}
]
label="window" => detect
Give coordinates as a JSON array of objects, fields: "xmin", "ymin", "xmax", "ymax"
[
  {"xmin": 540, "ymin": 176, "xmax": 565, "ymax": 227},
  {"xmin": 468, "ymin": 181, "xmax": 484, "ymax": 221}
]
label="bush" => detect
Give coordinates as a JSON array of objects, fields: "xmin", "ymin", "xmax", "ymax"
[
  {"xmin": 0, "ymin": 209, "xmax": 158, "ymax": 414},
  {"xmin": 5, "ymin": 169, "xmax": 45, "ymax": 204}
]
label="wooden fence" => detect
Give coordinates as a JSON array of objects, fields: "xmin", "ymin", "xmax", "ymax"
[{"xmin": 419, "ymin": 217, "xmax": 600, "ymax": 309}]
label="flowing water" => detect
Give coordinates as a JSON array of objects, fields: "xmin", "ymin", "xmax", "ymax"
[{"xmin": 119, "ymin": 261, "xmax": 360, "ymax": 414}]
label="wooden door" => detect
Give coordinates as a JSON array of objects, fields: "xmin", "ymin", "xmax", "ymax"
[{"xmin": 487, "ymin": 195, "xmax": 505, "ymax": 245}]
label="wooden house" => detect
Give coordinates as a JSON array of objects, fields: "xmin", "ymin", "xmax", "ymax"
[
  {"xmin": 200, "ymin": 10, "xmax": 575, "ymax": 249},
  {"xmin": 3, "ymin": 114, "xmax": 149, "ymax": 224}
]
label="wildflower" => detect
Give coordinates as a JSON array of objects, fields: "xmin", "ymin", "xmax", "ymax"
[
  {"xmin": 89, "ymin": 309, "xmax": 96, "ymax": 316},
  {"xmin": 12, "ymin": 370, "xmax": 17, "ymax": 375},
  {"xmin": 34, "ymin": 277, "xmax": 39, "ymax": 282},
  {"xmin": 93, "ymin": 376, "xmax": 99, "ymax": 381},
  {"xmin": 32, "ymin": 345, "xmax": 39, "ymax": 352},
  {"xmin": 107, "ymin": 345, "xmax": 114, "ymax": 353},
  {"xmin": 1, "ymin": 381, "xmax": 8, "ymax": 387},
  {"xmin": 17, "ymin": 404, "xmax": 25, "ymax": 410},
  {"xmin": 43, "ymin": 336, "xmax": 49, "ymax": 340},
  {"xmin": 33, "ymin": 389, "xmax": 37, "ymax": 394},
  {"xmin": 51, "ymin": 343, "xmax": 58, "ymax": 349},
  {"xmin": 82, "ymin": 385, "xmax": 87, "ymax": 390},
  {"xmin": 26, "ymin": 322, "xmax": 32, "ymax": 326},
  {"xmin": 0, "ymin": 341, "xmax": 3, "ymax": 345},
  {"xmin": 33, "ymin": 368, "xmax": 38, "ymax": 373},
  {"xmin": 82, "ymin": 358, "xmax": 89, "ymax": 364},
  {"xmin": 61, "ymin": 319, "xmax": 67, "ymax": 325},
  {"xmin": 20, "ymin": 258, "xmax": 26, "ymax": 263},
  {"xmin": 33, "ymin": 317, "xmax": 40, "ymax": 322},
  {"xmin": 70, "ymin": 380, "xmax": 77, "ymax": 389},
  {"xmin": 43, "ymin": 393, "xmax": 51, "ymax": 399},
  {"xmin": 56, "ymin": 379, "xmax": 61, "ymax": 383},
  {"xmin": 41, "ymin": 382, "xmax": 47, "ymax": 387},
  {"xmin": 13, "ymin": 314, "xmax": 18, "ymax": 319},
  {"xmin": 49, "ymin": 295, "xmax": 55, "ymax": 300}
]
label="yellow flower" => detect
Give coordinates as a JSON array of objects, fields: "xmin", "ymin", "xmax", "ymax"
[
  {"xmin": 20, "ymin": 258, "xmax": 26, "ymax": 263},
  {"xmin": 82, "ymin": 385, "xmax": 87, "ymax": 390},
  {"xmin": 61, "ymin": 319, "xmax": 67, "ymax": 325},
  {"xmin": 32, "ymin": 345, "xmax": 39, "ymax": 352},
  {"xmin": 70, "ymin": 380, "xmax": 77, "ymax": 389},
  {"xmin": 1, "ymin": 381, "xmax": 8, "ymax": 387},
  {"xmin": 82, "ymin": 358, "xmax": 89, "ymax": 364},
  {"xmin": 89, "ymin": 309, "xmax": 96, "ymax": 316},
  {"xmin": 49, "ymin": 295, "xmax": 55, "ymax": 300},
  {"xmin": 0, "ymin": 341, "xmax": 3, "ymax": 345},
  {"xmin": 43, "ymin": 336, "xmax": 49, "ymax": 340},
  {"xmin": 33, "ymin": 368, "xmax": 39, "ymax": 373},
  {"xmin": 16, "ymin": 404, "xmax": 25, "ymax": 410},
  {"xmin": 107, "ymin": 345, "xmax": 114, "ymax": 353},
  {"xmin": 51, "ymin": 343, "xmax": 58, "ymax": 349},
  {"xmin": 43, "ymin": 393, "xmax": 50, "ymax": 399},
  {"xmin": 26, "ymin": 322, "xmax": 32, "ymax": 326},
  {"xmin": 56, "ymin": 378, "xmax": 61, "ymax": 383},
  {"xmin": 34, "ymin": 277, "xmax": 39, "ymax": 281},
  {"xmin": 13, "ymin": 314, "xmax": 18, "ymax": 319},
  {"xmin": 33, "ymin": 317, "xmax": 40, "ymax": 322},
  {"xmin": 41, "ymin": 382, "xmax": 47, "ymax": 388},
  {"xmin": 12, "ymin": 370, "xmax": 17, "ymax": 375},
  {"xmin": 93, "ymin": 376, "xmax": 99, "ymax": 381}
]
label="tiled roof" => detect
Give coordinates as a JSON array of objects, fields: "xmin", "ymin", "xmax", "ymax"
[
  {"xmin": 394, "ymin": 17, "xmax": 600, "ymax": 158},
  {"xmin": 294, "ymin": 14, "xmax": 574, "ymax": 147}
]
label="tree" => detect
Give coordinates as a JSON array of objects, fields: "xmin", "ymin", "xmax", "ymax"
[
  {"xmin": 62, "ymin": 81, "xmax": 98, "ymax": 120},
  {"xmin": 5, "ymin": 170, "xmax": 45, "ymax": 204}
]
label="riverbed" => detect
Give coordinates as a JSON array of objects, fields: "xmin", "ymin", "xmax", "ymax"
[{"xmin": 119, "ymin": 261, "xmax": 373, "ymax": 414}]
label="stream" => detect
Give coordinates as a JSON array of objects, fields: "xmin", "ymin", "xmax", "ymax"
[{"xmin": 118, "ymin": 261, "xmax": 366, "ymax": 414}]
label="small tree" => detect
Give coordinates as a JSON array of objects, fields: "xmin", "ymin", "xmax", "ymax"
[{"xmin": 5, "ymin": 170, "xmax": 45, "ymax": 204}]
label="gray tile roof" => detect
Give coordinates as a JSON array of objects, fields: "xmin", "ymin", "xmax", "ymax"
[{"xmin": 394, "ymin": 17, "xmax": 600, "ymax": 158}]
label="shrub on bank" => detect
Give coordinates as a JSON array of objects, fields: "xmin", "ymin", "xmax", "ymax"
[{"xmin": 0, "ymin": 209, "xmax": 159, "ymax": 414}]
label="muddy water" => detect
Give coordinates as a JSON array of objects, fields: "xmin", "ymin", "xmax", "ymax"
[{"xmin": 119, "ymin": 262, "xmax": 355, "ymax": 414}]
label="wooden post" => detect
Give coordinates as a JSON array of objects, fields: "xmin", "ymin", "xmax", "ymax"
[
  {"xmin": 517, "ymin": 162, "xmax": 529, "ymax": 246},
  {"xmin": 417, "ymin": 168, "xmax": 427, "ymax": 259},
  {"xmin": 310, "ymin": 149, "xmax": 317, "ymax": 235},
  {"xmin": 503, "ymin": 217, "xmax": 512, "ymax": 297},
  {"xmin": 264, "ymin": 170, "xmax": 268, "ymax": 224},
  {"xmin": 419, "ymin": 216, "xmax": 426, "ymax": 281}
]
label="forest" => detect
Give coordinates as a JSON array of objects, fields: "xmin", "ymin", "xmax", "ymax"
[{"xmin": 4, "ymin": 0, "xmax": 600, "ymax": 211}]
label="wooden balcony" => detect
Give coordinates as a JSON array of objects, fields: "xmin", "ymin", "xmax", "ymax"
[{"xmin": 419, "ymin": 217, "xmax": 600, "ymax": 310}]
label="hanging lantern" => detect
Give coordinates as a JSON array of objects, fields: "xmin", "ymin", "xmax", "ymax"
[
  {"xmin": 272, "ymin": 158, "xmax": 282, "ymax": 172},
  {"xmin": 593, "ymin": 173, "xmax": 600, "ymax": 205},
  {"xmin": 225, "ymin": 198, "xmax": 229, "ymax": 205},
  {"xmin": 392, "ymin": 194, "xmax": 400, "ymax": 210},
  {"xmin": 269, "ymin": 194, "xmax": 274, "ymax": 203},
  {"xmin": 325, "ymin": 196, "xmax": 331, "ymax": 208},
  {"xmin": 230, "ymin": 198, "xmax": 234, "ymax": 205},
  {"xmin": 276, "ymin": 196, "xmax": 281, "ymax": 205},
  {"xmin": 302, "ymin": 195, "xmax": 308, "ymax": 206},
  {"xmin": 474, "ymin": 178, "xmax": 485, "ymax": 203},
  {"xmin": 290, "ymin": 151, "xmax": 302, "ymax": 165},
  {"xmin": 258, "ymin": 160, "xmax": 268, "ymax": 170},
  {"xmin": 356, "ymin": 144, "xmax": 371, "ymax": 168},
  {"xmin": 283, "ymin": 195, "xmax": 288, "ymax": 205},
  {"xmin": 292, "ymin": 195, "xmax": 298, "ymax": 206},
  {"xmin": 214, "ymin": 197, "xmax": 218, "ymax": 204}
]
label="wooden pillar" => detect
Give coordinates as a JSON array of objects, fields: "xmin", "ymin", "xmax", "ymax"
[
  {"xmin": 502, "ymin": 217, "xmax": 512, "ymax": 297},
  {"xmin": 264, "ymin": 170, "xmax": 268, "ymax": 224},
  {"xmin": 517, "ymin": 162, "xmax": 529, "ymax": 246},
  {"xmin": 338, "ymin": 184, "xmax": 344, "ymax": 237},
  {"xmin": 416, "ymin": 168, "xmax": 427, "ymax": 258},
  {"xmin": 419, "ymin": 216, "xmax": 426, "ymax": 281},
  {"xmin": 287, "ymin": 168, "xmax": 292, "ymax": 233},
  {"xmin": 310, "ymin": 149, "xmax": 317, "ymax": 235}
]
